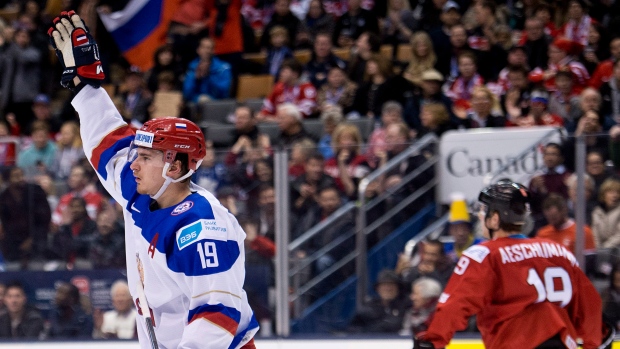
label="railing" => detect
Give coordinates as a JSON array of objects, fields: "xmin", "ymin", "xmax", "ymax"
[{"xmin": 355, "ymin": 133, "xmax": 439, "ymax": 309}]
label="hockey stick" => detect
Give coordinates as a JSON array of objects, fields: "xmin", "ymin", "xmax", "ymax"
[{"xmin": 137, "ymin": 281, "xmax": 159, "ymax": 349}]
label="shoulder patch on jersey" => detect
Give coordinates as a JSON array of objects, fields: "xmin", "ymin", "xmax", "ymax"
[
  {"xmin": 172, "ymin": 201, "xmax": 194, "ymax": 215},
  {"xmin": 177, "ymin": 221, "xmax": 202, "ymax": 250},
  {"xmin": 462, "ymin": 245, "xmax": 490, "ymax": 263},
  {"xmin": 176, "ymin": 219, "xmax": 228, "ymax": 251}
]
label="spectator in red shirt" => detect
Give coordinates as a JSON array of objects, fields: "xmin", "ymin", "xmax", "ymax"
[
  {"xmin": 52, "ymin": 164, "xmax": 103, "ymax": 230},
  {"xmin": 258, "ymin": 59, "xmax": 318, "ymax": 121},
  {"xmin": 590, "ymin": 37, "xmax": 620, "ymax": 89}
]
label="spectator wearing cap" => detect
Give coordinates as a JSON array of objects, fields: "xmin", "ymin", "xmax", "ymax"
[
  {"xmin": 30, "ymin": 94, "xmax": 61, "ymax": 136},
  {"xmin": 531, "ymin": 37, "xmax": 589, "ymax": 93},
  {"xmin": 183, "ymin": 37, "xmax": 233, "ymax": 103},
  {"xmin": 519, "ymin": 17, "xmax": 552, "ymax": 71},
  {"xmin": 348, "ymin": 269, "xmax": 410, "ymax": 333},
  {"xmin": 403, "ymin": 69, "xmax": 453, "ymax": 131},
  {"xmin": 590, "ymin": 37, "xmax": 620, "ymax": 89},
  {"xmin": 0, "ymin": 28, "xmax": 42, "ymax": 133},
  {"xmin": 560, "ymin": 0, "xmax": 593, "ymax": 47},
  {"xmin": 430, "ymin": 1, "xmax": 462, "ymax": 78},
  {"xmin": 258, "ymin": 59, "xmax": 318, "ymax": 121},
  {"xmin": 507, "ymin": 89, "xmax": 564, "ymax": 127},
  {"xmin": 442, "ymin": 194, "xmax": 484, "ymax": 263}
]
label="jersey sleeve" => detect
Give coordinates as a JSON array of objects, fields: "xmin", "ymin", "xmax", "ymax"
[
  {"xmin": 424, "ymin": 245, "xmax": 496, "ymax": 348},
  {"xmin": 567, "ymin": 266, "xmax": 602, "ymax": 349},
  {"xmin": 169, "ymin": 200, "xmax": 254, "ymax": 348},
  {"xmin": 71, "ymin": 86, "xmax": 135, "ymax": 207}
]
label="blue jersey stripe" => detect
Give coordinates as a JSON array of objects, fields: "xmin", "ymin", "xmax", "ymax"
[
  {"xmin": 228, "ymin": 314, "xmax": 259, "ymax": 349},
  {"xmin": 97, "ymin": 135, "xmax": 133, "ymax": 180},
  {"xmin": 187, "ymin": 303, "xmax": 241, "ymax": 324}
]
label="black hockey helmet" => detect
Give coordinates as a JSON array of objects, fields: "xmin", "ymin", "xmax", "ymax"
[{"xmin": 478, "ymin": 180, "xmax": 530, "ymax": 225}]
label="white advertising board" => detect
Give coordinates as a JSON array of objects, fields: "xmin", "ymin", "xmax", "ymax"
[{"xmin": 438, "ymin": 127, "xmax": 563, "ymax": 204}]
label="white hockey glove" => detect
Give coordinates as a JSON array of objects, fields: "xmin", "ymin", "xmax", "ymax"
[{"xmin": 48, "ymin": 10, "xmax": 105, "ymax": 90}]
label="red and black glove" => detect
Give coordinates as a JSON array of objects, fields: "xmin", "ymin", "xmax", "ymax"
[{"xmin": 48, "ymin": 10, "xmax": 104, "ymax": 90}]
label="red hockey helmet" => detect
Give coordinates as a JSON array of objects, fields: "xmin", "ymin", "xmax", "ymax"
[{"xmin": 131, "ymin": 117, "xmax": 206, "ymax": 171}]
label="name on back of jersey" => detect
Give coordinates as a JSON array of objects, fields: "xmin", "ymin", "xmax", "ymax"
[{"xmin": 177, "ymin": 219, "xmax": 227, "ymax": 251}]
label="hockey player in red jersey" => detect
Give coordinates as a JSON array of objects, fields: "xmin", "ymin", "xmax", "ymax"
[{"xmin": 415, "ymin": 181, "xmax": 605, "ymax": 349}]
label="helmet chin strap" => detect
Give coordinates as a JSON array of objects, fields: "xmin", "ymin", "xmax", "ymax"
[{"xmin": 150, "ymin": 163, "xmax": 195, "ymax": 200}]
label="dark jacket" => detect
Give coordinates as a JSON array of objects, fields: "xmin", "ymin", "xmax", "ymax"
[
  {"xmin": 349, "ymin": 296, "xmax": 411, "ymax": 333},
  {"xmin": 0, "ymin": 183, "xmax": 51, "ymax": 261},
  {"xmin": 333, "ymin": 9, "xmax": 379, "ymax": 45},
  {"xmin": 0, "ymin": 306, "xmax": 45, "ymax": 339},
  {"xmin": 47, "ymin": 305, "xmax": 93, "ymax": 339},
  {"xmin": 304, "ymin": 53, "xmax": 347, "ymax": 88}
]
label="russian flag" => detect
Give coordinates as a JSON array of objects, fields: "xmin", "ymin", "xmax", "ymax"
[
  {"xmin": 98, "ymin": 0, "xmax": 180, "ymax": 71},
  {"xmin": 175, "ymin": 123, "xmax": 187, "ymax": 129}
]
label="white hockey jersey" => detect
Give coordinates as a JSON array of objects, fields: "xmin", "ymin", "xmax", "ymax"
[{"xmin": 72, "ymin": 86, "xmax": 259, "ymax": 349}]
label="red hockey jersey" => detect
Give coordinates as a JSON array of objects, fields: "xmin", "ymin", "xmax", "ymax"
[{"xmin": 423, "ymin": 235, "xmax": 602, "ymax": 349}]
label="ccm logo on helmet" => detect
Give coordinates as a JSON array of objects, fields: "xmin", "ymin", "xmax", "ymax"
[{"xmin": 175, "ymin": 144, "xmax": 190, "ymax": 149}]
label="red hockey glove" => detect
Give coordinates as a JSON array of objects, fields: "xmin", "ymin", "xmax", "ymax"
[{"xmin": 48, "ymin": 10, "xmax": 104, "ymax": 90}]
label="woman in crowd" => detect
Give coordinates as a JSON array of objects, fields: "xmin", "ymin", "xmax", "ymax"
[
  {"xmin": 324, "ymin": 123, "xmax": 371, "ymax": 198},
  {"xmin": 403, "ymin": 32, "xmax": 437, "ymax": 87},
  {"xmin": 592, "ymin": 178, "xmax": 620, "ymax": 249},
  {"xmin": 460, "ymin": 86, "xmax": 506, "ymax": 128}
]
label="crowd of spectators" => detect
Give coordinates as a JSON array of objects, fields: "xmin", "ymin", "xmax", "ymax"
[{"xmin": 0, "ymin": 0, "xmax": 619, "ymax": 339}]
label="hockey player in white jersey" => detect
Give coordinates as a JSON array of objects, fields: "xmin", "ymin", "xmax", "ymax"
[{"xmin": 48, "ymin": 11, "xmax": 259, "ymax": 349}]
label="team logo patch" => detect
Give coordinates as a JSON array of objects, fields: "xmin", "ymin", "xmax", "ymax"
[
  {"xmin": 177, "ymin": 221, "xmax": 202, "ymax": 250},
  {"xmin": 172, "ymin": 201, "xmax": 193, "ymax": 215}
]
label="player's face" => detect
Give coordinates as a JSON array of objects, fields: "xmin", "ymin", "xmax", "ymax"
[{"xmin": 129, "ymin": 148, "xmax": 166, "ymax": 196}]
